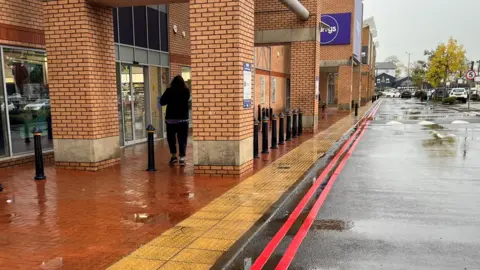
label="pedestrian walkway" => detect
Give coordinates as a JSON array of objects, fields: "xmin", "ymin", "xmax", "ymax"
[
  {"xmin": 0, "ymin": 108, "xmax": 352, "ymax": 270},
  {"xmin": 107, "ymin": 106, "xmax": 371, "ymax": 270}
]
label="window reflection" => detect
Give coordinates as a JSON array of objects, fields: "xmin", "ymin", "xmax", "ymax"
[
  {"xmin": 0, "ymin": 57, "xmax": 8, "ymax": 157},
  {"xmin": 3, "ymin": 48, "xmax": 53, "ymax": 155}
]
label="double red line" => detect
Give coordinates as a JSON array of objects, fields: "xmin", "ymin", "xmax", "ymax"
[{"xmin": 251, "ymin": 102, "xmax": 382, "ymax": 270}]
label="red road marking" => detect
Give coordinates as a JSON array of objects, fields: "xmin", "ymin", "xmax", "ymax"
[
  {"xmin": 275, "ymin": 109, "xmax": 376, "ymax": 270},
  {"xmin": 251, "ymin": 102, "xmax": 381, "ymax": 270}
]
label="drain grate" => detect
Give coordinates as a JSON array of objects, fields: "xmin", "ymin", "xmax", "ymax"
[{"xmin": 277, "ymin": 164, "xmax": 291, "ymax": 170}]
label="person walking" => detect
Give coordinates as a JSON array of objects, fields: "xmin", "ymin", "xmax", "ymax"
[{"xmin": 160, "ymin": 75, "xmax": 191, "ymax": 166}]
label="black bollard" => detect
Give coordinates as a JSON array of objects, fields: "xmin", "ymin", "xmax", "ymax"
[
  {"xmin": 298, "ymin": 109, "xmax": 303, "ymax": 136},
  {"xmin": 269, "ymin": 108, "xmax": 273, "ymax": 120},
  {"xmin": 279, "ymin": 112, "xmax": 285, "ymax": 145},
  {"xmin": 351, "ymin": 100, "xmax": 355, "ymax": 110},
  {"xmin": 254, "ymin": 119, "xmax": 259, "ymax": 158},
  {"xmin": 257, "ymin": 105, "xmax": 262, "ymax": 121},
  {"xmin": 0, "ymin": 183, "xmax": 3, "ymax": 192},
  {"xmin": 322, "ymin": 103, "xmax": 326, "ymax": 113},
  {"xmin": 354, "ymin": 103, "xmax": 359, "ymax": 117},
  {"xmin": 33, "ymin": 127, "xmax": 46, "ymax": 180},
  {"xmin": 372, "ymin": 96, "xmax": 375, "ymax": 103},
  {"xmin": 146, "ymin": 124, "xmax": 156, "ymax": 171},
  {"xmin": 292, "ymin": 109, "xmax": 298, "ymax": 138},
  {"xmin": 47, "ymin": 115, "xmax": 53, "ymax": 140},
  {"xmin": 271, "ymin": 114, "xmax": 278, "ymax": 149},
  {"xmin": 286, "ymin": 110, "xmax": 292, "ymax": 141},
  {"xmin": 262, "ymin": 116, "xmax": 269, "ymax": 154}
]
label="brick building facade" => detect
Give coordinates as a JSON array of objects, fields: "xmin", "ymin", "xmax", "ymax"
[{"xmin": 0, "ymin": 0, "xmax": 375, "ymax": 176}]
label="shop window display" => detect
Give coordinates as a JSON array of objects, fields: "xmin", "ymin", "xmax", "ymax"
[{"xmin": 2, "ymin": 48, "xmax": 53, "ymax": 155}]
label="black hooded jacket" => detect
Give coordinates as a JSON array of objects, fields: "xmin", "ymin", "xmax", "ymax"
[{"xmin": 160, "ymin": 76, "xmax": 191, "ymax": 120}]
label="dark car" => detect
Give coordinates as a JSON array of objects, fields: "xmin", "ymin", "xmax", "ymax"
[{"xmin": 401, "ymin": 91, "xmax": 412, "ymax": 98}]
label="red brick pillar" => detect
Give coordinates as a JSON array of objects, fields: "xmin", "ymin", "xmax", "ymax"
[
  {"xmin": 337, "ymin": 65, "xmax": 353, "ymax": 111},
  {"xmin": 44, "ymin": 0, "xmax": 120, "ymax": 171},
  {"xmin": 190, "ymin": 0, "xmax": 254, "ymax": 178},
  {"xmin": 291, "ymin": 41, "xmax": 320, "ymax": 131}
]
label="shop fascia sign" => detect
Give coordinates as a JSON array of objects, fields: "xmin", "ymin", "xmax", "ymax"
[{"xmin": 320, "ymin": 13, "xmax": 352, "ymax": 45}]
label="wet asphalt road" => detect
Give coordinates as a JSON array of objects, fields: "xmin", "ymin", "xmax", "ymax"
[{"xmin": 236, "ymin": 98, "xmax": 480, "ymax": 270}]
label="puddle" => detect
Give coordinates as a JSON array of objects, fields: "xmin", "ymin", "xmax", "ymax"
[
  {"xmin": 124, "ymin": 213, "xmax": 168, "ymax": 224},
  {"xmin": 310, "ymin": 219, "xmax": 355, "ymax": 232}
]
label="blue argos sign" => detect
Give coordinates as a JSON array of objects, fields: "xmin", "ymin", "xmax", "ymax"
[{"xmin": 320, "ymin": 13, "xmax": 352, "ymax": 45}]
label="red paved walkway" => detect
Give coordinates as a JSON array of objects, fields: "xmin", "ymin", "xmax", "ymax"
[{"xmin": 0, "ymin": 108, "xmax": 346, "ymax": 270}]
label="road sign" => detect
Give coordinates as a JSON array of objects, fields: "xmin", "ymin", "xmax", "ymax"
[{"xmin": 466, "ymin": 70, "xmax": 476, "ymax": 80}]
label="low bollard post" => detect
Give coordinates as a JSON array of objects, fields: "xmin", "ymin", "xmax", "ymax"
[
  {"xmin": 322, "ymin": 103, "xmax": 326, "ymax": 113},
  {"xmin": 292, "ymin": 109, "xmax": 298, "ymax": 138},
  {"xmin": 286, "ymin": 110, "xmax": 292, "ymax": 141},
  {"xmin": 372, "ymin": 96, "xmax": 375, "ymax": 103},
  {"xmin": 262, "ymin": 116, "xmax": 269, "ymax": 154},
  {"xmin": 257, "ymin": 105, "xmax": 262, "ymax": 122},
  {"xmin": 298, "ymin": 109, "xmax": 303, "ymax": 136},
  {"xmin": 146, "ymin": 124, "xmax": 156, "ymax": 171},
  {"xmin": 278, "ymin": 112, "xmax": 285, "ymax": 145},
  {"xmin": 253, "ymin": 119, "xmax": 259, "ymax": 158},
  {"xmin": 261, "ymin": 108, "xmax": 266, "ymax": 119},
  {"xmin": 354, "ymin": 103, "xmax": 359, "ymax": 117},
  {"xmin": 271, "ymin": 114, "xmax": 278, "ymax": 149},
  {"xmin": 269, "ymin": 108, "xmax": 273, "ymax": 120},
  {"xmin": 33, "ymin": 127, "xmax": 46, "ymax": 180},
  {"xmin": 351, "ymin": 100, "xmax": 355, "ymax": 110}
]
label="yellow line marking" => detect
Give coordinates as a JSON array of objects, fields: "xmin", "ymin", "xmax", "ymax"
[{"xmin": 107, "ymin": 105, "xmax": 373, "ymax": 269}]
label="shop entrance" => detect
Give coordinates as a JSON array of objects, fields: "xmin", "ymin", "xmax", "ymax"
[
  {"xmin": 328, "ymin": 74, "xmax": 336, "ymax": 104},
  {"xmin": 118, "ymin": 64, "xmax": 148, "ymax": 146}
]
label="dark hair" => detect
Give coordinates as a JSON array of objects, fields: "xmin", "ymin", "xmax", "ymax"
[{"xmin": 170, "ymin": 75, "xmax": 189, "ymax": 92}]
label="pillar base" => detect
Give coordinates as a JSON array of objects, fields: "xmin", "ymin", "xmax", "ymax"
[
  {"xmin": 193, "ymin": 137, "xmax": 254, "ymax": 178},
  {"xmin": 194, "ymin": 161, "xmax": 254, "ymax": 178},
  {"xmin": 338, "ymin": 103, "xmax": 352, "ymax": 111},
  {"xmin": 56, "ymin": 158, "xmax": 120, "ymax": 171},
  {"xmin": 53, "ymin": 136, "xmax": 120, "ymax": 171}
]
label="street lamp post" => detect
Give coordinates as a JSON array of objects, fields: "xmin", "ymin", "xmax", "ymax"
[{"xmin": 406, "ymin": 52, "xmax": 413, "ymax": 78}]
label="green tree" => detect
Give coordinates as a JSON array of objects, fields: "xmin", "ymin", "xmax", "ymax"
[
  {"xmin": 426, "ymin": 38, "xmax": 467, "ymax": 88},
  {"xmin": 412, "ymin": 60, "xmax": 427, "ymax": 89}
]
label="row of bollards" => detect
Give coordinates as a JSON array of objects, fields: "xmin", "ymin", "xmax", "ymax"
[{"xmin": 253, "ymin": 109, "xmax": 303, "ymax": 158}]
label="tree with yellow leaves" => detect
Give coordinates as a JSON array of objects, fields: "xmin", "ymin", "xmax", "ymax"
[{"xmin": 425, "ymin": 38, "xmax": 467, "ymax": 88}]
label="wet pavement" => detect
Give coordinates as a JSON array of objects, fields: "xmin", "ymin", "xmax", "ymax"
[
  {"xmin": 0, "ymin": 108, "xmax": 346, "ymax": 270},
  {"xmin": 245, "ymin": 98, "xmax": 480, "ymax": 269}
]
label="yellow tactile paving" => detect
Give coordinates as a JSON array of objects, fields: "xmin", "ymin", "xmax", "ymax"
[
  {"xmin": 159, "ymin": 261, "xmax": 211, "ymax": 270},
  {"xmin": 107, "ymin": 105, "xmax": 373, "ymax": 269},
  {"xmin": 107, "ymin": 258, "xmax": 165, "ymax": 270},
  {"xmin": 170, "ymin": 248, "xmax": 223, "ymax": 264}
]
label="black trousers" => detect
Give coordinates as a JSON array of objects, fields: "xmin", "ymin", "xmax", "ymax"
[{"xmin": 166, "ymin": 122, "xmax": 189, "ymax": 157}]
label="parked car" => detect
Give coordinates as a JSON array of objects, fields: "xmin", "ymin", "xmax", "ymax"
[
  {"xmin": 401, "ymin": 91, "xmax": 412, "ymax": 99},
  {"xmin": 24, "ymin": 99, "xmax": 50, "ymax": 111},
  {"xmin": 1, "ymin": 102, "xmax": 15, "ymax": 111},
  {"xmin": 449, "ymin": 88, "xmax": 468, "ymax": 103},
  {"xmin": 393, "ymin": 92, "xmax": 401, "ymax": 98},
  {"xmin": 385, "ymin": 92, "xmax": 395, "ymax": 98}
]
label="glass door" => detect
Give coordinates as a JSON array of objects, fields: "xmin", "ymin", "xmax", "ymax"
[
  {"xmin": 132, "ymin": 66, "xmax": 147, "ymax": 142},
  {"xmin": 118, "ymin": 64, "xmax": 147, "ymax": 146}
]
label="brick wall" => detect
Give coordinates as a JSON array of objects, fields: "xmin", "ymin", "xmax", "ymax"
[
  {"xmin": 291, "ymin": 41, "xmax": 319, "ymax": 130},
  {"xmin": 44, "ymin": 0, "xmax": 118, "ymax": 141},
  {"xmin": 320, "ymin": 0, "xmax": 354, "ymax": 61},
  {"xmin": 0, "ymin": 0, "xmax": 45, "ymax": 48},
  {"xmin": 190, "ymin": 0, "xmax": 254, "ymax": 177},
  {"xmin": 169, "ymin": 3, "xmax": 190, "ymax": 79},
  {"xmin": 254, "ymin": 0, "xmax": 319, "ymax": 31},
  {"xmin": 338, "ymin": 65, "xmax": 352, "ymax": 109},
  {"xmin": 0, "ymin": 152, "xmax": 54, "ymax": 171}
]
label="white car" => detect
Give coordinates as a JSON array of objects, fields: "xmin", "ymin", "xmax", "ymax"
[
  {"xmin": 393, "ymin": 92, "xmax": 401, "ymax": 98},
  {"xmin": 385, "ymin": 92, "xmax": 394, "ymax": 98},
  {"xmin": 24, "ymin": 99, "xmax": 50, "ymax": 111},
  {"xmin": 1, "ymin": 102, "xmax": 15, "ymax": 112},
  {"xmin": 449, "ymin": 88, "xmax": 468, "ymax": 103}
]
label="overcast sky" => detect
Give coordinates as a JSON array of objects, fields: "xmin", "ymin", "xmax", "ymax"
[{"xmin": 363, "ymin": 0, "xmax": 480, "ymax": 67}]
